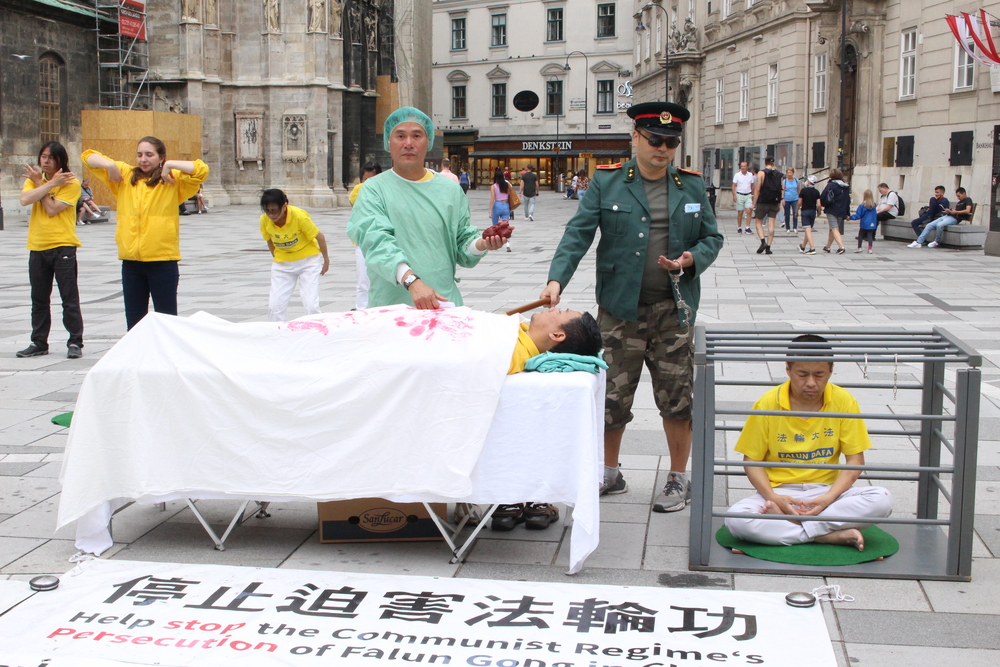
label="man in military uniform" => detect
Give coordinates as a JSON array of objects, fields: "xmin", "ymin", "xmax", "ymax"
[{"xmin": 540, "ymin": 102, "xmax": 724, "ymax": 513}]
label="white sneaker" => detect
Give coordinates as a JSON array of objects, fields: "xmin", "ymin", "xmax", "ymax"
[
  {"xmin": 868, "ymin": 248, "xmax": 874, "ymax": 254},
  {"xmin": 928, "ymin": 240, "xmax": 939, "ymax": 248},
  {"xmin": 907, "ymin": 241, "xmax": 922, "ymax": 248},
  {"xmin": 854, "ymin": 247, "xmax": 863, "ymax": 253}
]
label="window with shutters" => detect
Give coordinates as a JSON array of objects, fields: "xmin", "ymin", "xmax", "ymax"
[
  {"xmin": 546, "ymin": 80, "xmax": 563, "ymax": 116},
  {"xmin": 766, "ymin": 63, "xmax": 778, "ymax": 116},
  {"xmin": 811, "ymin": 142, "xmax": 826, "ymax": 169},
  {"xmin": 883, "ymin": 137, "xmax": 896, "ymax": 168},
  {"xmin": 895, "ymin": 135, "xmax": 914, "ymax": 167},
  {"xmin": 715, "ymin": 78, "xmax": 724, "ymax": 125},
  {"xmin": 950, "ymin": 131, "xmax": 973, "ymax": 166}
]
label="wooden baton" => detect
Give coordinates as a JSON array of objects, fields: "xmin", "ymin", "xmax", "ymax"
[{"xmin": 504, "ymin": 296, "xmax": 551, "ymax": 316}]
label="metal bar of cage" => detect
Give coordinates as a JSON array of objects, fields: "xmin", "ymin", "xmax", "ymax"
[{"xmin": 690, "ymin": 326, "xmax": 980, "ymax": 581}]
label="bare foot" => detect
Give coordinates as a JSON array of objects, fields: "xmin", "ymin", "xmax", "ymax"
[
  {"xmin": 760, "ymin": 501, "xmax": 783, "ymax": 515},
  {"xmin": 814, "ymin": 528, "xmax": 864, "ymax": 551}
]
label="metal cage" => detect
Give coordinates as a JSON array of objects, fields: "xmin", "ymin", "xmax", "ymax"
[{"xmin": 689, "ymin": 327, "xmax": 981, "ymax": 581}]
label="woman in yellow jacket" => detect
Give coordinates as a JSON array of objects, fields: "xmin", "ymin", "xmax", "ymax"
[{"xmin": 83, "ymin": 136, "xmax": 209, "ymax": 329}]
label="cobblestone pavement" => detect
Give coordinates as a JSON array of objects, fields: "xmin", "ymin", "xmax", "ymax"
[{"xmin": 2, "ymin": 188, "xmax": 1000, "ymax": 666}]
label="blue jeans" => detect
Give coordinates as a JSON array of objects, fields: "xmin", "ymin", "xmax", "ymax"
[
  {"xmin": 916, "ymin": 216, "xmax": 958, "ymax": 244},
  {"xmin": 491, "ymin": 201, "xmax": 511, "ymax": 225},
  {"xmin": 122, "ymin": 260, "xmax": 180, "ymax": 330},
  {"xmin": 523, "ymin": 196, "xmax": 536, "ymax": 218},
  {"xmin": 783, "ymin": 200, "xmax": 799, "ymax": 229}
]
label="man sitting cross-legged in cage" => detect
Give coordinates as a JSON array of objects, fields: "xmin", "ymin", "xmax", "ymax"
[{"xmin": 724, "ymin": 334, "xmax": 893, "ymax": 551}]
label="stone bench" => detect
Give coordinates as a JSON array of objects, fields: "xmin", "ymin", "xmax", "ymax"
[{"xmin": 881, "ymin": 209, "xmax": 986, "ymax": 249}]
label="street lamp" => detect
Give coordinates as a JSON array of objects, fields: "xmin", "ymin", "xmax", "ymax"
[
  {"xmin": 635, "ymin": 3, "xmax": 669, "ymax": 101},
  {"xmin": 563, "ymin": 50, "xmax": 589, "ymax": 171}
]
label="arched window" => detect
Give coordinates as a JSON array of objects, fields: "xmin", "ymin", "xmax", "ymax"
[{"xmin": 39, "ymin": 56, "xmax": 61, "ymax": 142}]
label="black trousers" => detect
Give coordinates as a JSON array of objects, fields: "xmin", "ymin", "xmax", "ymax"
[
  {"xmin": 122, "ymin": 260, "xmax": 179, "ymax": 330},
  {"xmin": 876, "ymin": 212, "xmax": 895, "ymax": 223},
  {"xmin": 28, "ymin": 246, "xmax": 84, "ymax": 349}
]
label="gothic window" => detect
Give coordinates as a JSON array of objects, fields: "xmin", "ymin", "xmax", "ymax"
[{"xmin": 39, "ymin": 57, "xmax": 60, "ymax": 143}]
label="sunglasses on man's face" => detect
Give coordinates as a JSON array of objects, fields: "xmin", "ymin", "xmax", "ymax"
[{"xmin": 637, "ymin": 130, "xmax": 680, "ymax": 149}]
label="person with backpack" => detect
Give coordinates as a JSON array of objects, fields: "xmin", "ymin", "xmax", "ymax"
[
  {"xmin": 876, "ymin": 183, "xmax": 900, "ymax": 225},
  {"xmin": 850, "ymin": 189, "xmax": 879, "ymax": 254},
  {"xmin": 752, "ymin": 156, "xmax": 783, "ymax": 255},
  {"xmin": 819, "ymin": 168, "xmax": 850, "ymax": 254}
]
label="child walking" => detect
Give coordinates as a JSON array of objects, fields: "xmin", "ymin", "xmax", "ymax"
[{"xmin": 850, "ymin": 189, "xmax": 879, "ymax": 254}]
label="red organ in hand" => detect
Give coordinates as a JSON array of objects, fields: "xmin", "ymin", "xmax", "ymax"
[{"xmin": 483, "ymin": 219, "xmax": 513, "ymax": 240}]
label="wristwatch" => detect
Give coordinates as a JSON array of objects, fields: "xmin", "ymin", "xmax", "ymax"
[{"xmin": 402, "ymin": 273, "xmax": 420, "ymax": 290}]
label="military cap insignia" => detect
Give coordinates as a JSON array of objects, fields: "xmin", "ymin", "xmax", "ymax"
[{"xmin": 659, "ymin": 111, "xmax": 673, "ymax": 124}]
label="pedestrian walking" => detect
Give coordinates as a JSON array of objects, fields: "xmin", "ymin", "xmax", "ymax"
[
  {"xmin": 797, "ymin": 175, "xmax": 821, "ymax": 254},
  {"xmin": 782, "ymin": 168, "xmax": 801, "ymax": 232},
  {"xmin": 731, "ymin": 161, "xmax": 755, "ymax": 235},
  {"xmin": 752, "ymin": 156, "xmax": 783, "ymax": 255},
  {"xmin": 519, "ymin": 165, "xmax": 538, "ymax": 221},
  {"xmin": 850, "ymin": 190, "xmax": 878, "ymax": 254},
  {"xmin": 458, "ymin": 167, "xmax": 470, "ymax": 194},
  {"xmin": 575, "ymin": 170, "xmax": 590, "ymax": 202},
  {"xmin": 819, "ymin": 168, "xmax": 850, "ymax": 254}
]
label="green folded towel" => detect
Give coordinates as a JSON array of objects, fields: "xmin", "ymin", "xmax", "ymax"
[{"xmin": 525, "ymin": 352, "xmax": 609, "ymax": 374}]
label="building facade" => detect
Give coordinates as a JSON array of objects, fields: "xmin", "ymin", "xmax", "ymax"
[
  {"xmin": 432, "ymin": 0, "xmax": 636, "ymax": 189},
  {"xmin": 148, "ymin": 0, "xmax": 430, "ymax": 207},
  {"xmin": 628, "ymin": 0, "xmax": 1000, "ymax": 252},
  {"xmin": 0, "ymin": 0, "xmax": 105, "ymax": 220}
]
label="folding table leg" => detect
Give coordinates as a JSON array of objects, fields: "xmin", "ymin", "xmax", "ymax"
[
  {"xmin": 422, "ymin": 503, "xmax": 501, "ymax": 564},
  {"xmin": 185, "ymin": 499, "xmax": 251, "ymax": 551}
]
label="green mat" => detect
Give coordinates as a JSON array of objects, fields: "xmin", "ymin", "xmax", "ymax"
[
  {"xmin": 51, "ymin": 412, "xmax": 73, "ymax": 428},
  {"xmin": 716, "ymin": 525, "xmax": 899, "ymax": 566}
]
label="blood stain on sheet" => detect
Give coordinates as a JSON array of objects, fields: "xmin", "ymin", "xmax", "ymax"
[{"xmin": 285, "ymin": 320, "xmax": 330, "ymax": 335}]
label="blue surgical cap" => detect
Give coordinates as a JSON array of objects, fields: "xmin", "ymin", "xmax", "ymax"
[{"xmin": 383, "ymin": 107, "xmax": 435, "ymax": 152}]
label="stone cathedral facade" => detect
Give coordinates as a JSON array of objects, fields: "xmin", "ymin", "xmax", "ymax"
[{"xmin": 148, "ymin": 0, "xmax": 429, "ymax": 207}]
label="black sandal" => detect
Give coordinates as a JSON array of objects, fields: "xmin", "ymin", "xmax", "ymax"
[{"xmin": 491, "ymin": 503, "xmax": 525, "ymax": 531}]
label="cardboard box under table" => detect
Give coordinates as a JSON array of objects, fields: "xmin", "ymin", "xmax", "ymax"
[{"xmin": 318, "ymin": 499, "xmax": 447, "ymax": 543}]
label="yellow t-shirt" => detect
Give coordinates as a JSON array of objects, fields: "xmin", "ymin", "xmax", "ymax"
[
  {"xmin": 260, "ymin": 205, "xmax": 321, "ymax": 262},
  {"xmin": 349, "ymin": 182, "xmax": 363, "ymax": 206},
  {"xmin": 23, "ymin": 177, "xmax": 82, "ymax": 251},
  {"xmin": 734, "ymin": 381, "xmax": 872, "ymax": 487},
  {"xmin": 507, "ymin": 323, "xmax": 540, "ymax": 374}
]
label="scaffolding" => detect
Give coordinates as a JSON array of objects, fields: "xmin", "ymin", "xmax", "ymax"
[
  {"xmin": 96, "ymin": 1, "xmax": 150, "ymax": 110},
  {"xmin": 689, "ymin": 327, "xmax": 982, "ymax": 581}
]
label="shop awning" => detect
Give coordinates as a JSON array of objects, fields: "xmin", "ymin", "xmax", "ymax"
[{"xmin": 471, "ymin": 149, "xmax": 630, "ymax": 158}]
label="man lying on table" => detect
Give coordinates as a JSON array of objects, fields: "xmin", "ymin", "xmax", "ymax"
[
  {"xmin": 725, "ymin": 334, "xmax": 893, "ymax": 551},
  {"xmin": 453, "ymin": 307, "xmax": 604, "ymax": 532}
]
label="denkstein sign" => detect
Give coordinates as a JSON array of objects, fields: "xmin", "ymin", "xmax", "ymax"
[{"xmin": 522, "ymin": 141, "xmax": 572, "ymax": 151}]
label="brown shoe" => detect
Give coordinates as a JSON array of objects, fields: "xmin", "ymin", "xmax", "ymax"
[
  {"xmin": 491, "ymin": 503, "xmax": 525, "ymax": 531},
  {"xmin": 523, "ymin": 503, "xmax": 559, "ymax": 530}
]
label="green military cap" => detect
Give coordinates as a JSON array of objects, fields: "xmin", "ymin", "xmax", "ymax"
[{"xmin": 627, "ymin": 101, "xmax": 690, "ymax": 137}]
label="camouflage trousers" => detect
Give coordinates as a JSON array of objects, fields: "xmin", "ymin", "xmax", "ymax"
[{"xmin": 599, "ymin": 300, "xmax": 694, "ymax": 430}]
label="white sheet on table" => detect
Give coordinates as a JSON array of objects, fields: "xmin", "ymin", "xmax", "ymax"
[{"xmin": 58, "ymin": 306, "xmax": 519, "ymax": 554}]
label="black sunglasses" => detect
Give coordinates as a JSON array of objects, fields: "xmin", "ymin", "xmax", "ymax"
[{"xmin": 637, "ymin": 129, "xmax": 680, "ymax": 149}]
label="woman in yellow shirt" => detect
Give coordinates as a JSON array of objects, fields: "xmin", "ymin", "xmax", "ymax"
[
  {"xmin": 17, "ymin": 142, "xmax": 84, "ymax": 359},
  {"xmin": 83, "ymin": 136, "xmax": 209, "ymax": 330}
]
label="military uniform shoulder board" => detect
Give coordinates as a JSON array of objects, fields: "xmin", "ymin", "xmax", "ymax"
[
  {"xmin": 596, "ymin": 163, "xmax": 623, "ymax": 170},
  {"xmin": 677, "ymin": 167, "xmax": 703, "ymax": 176}
]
